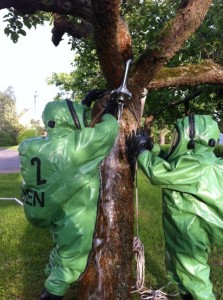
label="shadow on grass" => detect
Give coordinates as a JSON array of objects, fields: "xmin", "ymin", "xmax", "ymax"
[
  {"xmin": 19, "ymin": 223, "xmax": 52, "ymax": 300},
  {"xmin": 19, "ymin": 215, "xmax": 78, "ymax": 299},
  {"xmin": 0, "ymin": 201, "xmax": 51, "ymax": 300}
]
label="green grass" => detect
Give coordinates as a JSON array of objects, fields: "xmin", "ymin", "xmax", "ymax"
[
  {"xmin": 0, "ymin": 172, "xmax": 223, "ymax": 299},
  {"xmin": 0, "ymin": 174, "xmax": 52, "ymax": 300},
  {"xmin": 135, "ymin": 170, "xmax": 167, "ymax": 288},
  {"xmin": 0, "ymin": 146, "xmax": 18, "ymax": 150}
]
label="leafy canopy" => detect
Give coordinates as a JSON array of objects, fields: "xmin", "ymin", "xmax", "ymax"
[{"xmin": 2, "ymin": 0, "xmax": 223, "ymax": 127}]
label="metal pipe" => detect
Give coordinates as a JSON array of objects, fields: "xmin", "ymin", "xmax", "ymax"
[
  {"xmin": 121, "ymin": 59, "xmax": 133, "ymax": 88},
  {"xmin": 0, "ymin": 197, "xmax": 23, "ymax": 206}
]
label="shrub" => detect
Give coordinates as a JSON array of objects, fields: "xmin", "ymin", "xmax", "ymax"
[
  {"xmin": 0, "ymin": 131, "xmax": 15, "ymax": 146},
  {"xmin": 17, "ymin": 129, "xmax": 36, "ymax": 144},
  {"xmin": 160, "ymin": 144, "xmax": 169, "ymax": 152},
  {"xmin": 214, "ymin": 144, "xmax": 223, "ymax": 158}
]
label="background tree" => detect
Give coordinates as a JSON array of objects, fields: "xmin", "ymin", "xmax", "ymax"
[
  {"xmin": 1, "ymin": 0, "xmax": 223, "ymax": 299},
  {"xmin": 0, "ymin": 87, "xmax": 21, "ymax": 145}
]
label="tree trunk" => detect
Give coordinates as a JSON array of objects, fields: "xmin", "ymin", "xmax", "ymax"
[
  {"xmin": 77, "ymin": 110, "xmax": 137, "ymax": 299},
  {"xmin": 74, "ymin": 3, "xmax": 139, "ymax": 295}
]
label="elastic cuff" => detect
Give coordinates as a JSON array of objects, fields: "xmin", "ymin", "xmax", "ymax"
[
  {"xmin": 136, "ymin": 148, "xmax": 148, "ymax": 157},
  {"xmin": 40, "ymin": 288, "xmax": 64, "ymax": 299}
]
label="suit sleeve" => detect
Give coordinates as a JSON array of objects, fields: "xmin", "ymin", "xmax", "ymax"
[
  {"xmin": 138, "ymin": 150, "xmax": 201, "ymax": 193},
  {"xmin": 71, "ymin": 114, "xmax": 119, "ymax": 165}
]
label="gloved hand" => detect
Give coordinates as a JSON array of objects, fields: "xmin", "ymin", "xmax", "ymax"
[
  {"xmin": 39, "ymin": 288, "xmax": 63, "ymax": 299},
  {"xmin": 103, "ymin": 97, "xmax": 119, "ymax": 119},
  {"xmin": 126, "ymin": 128, "xmax": 154, "ymax": 158},
  {"xmin": 81, "ymin": 89, "xmax": 107, "ymax": 107}
]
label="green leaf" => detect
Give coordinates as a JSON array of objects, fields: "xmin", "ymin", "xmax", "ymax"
[
  {"xmin": 23, "ymin": 18, "xmax": 32, "ymax": 29},
  {"xmin": 18, "ymin": 29, "xmax": 26, "ymax": 36},
  {"xmin": 11, "ymin": 32, "xmax": 18, "ymax": 43}
]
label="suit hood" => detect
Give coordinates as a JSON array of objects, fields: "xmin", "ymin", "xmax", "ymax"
[
  {"xmin": 42, "ymin": 100, "xmax": 90, "ymax": 136},
  {"xmin": 167, "ymin": 115, "xmax": 220, "ymax": 161}
]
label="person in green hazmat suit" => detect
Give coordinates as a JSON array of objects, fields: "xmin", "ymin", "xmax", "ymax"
[
  {"xmin": 19, "ymin": 90, "xmax": 119, "ymax": 300},
  {"xmin": 127, "ymin": 114, "xmax": 223, "ymax": 300}
]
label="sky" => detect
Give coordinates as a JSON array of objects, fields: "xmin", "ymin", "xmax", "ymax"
[{"xmin": 0, "ymin": 9, "xmax": 74, "ymax": 124}]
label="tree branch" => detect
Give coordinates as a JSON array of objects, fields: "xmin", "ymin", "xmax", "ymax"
[
  {"xmin": 148, "ymin": 60, "xmax": 223, "ymax": 89},
  {"xmin": 131, "ymin": 0, "xmax": 212, "ymax": 90},
  {"xmin": 0, "ymin": 0, "xmax": 92, "ymax": 22},
  {"xmin": 152, "ymin": 90, "xmax": 202, "ymax": 116},
  {"xmin": 52, "ymin": 14, "xmax": 93, "ymax": 46},
  {"xmin": 91, "ymin": 0, "xmax": 133, "ymax": 89}
]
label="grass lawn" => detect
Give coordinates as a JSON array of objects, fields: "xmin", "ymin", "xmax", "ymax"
[
  {"xmin": 0, "ymin": 146, "xmax": 18, "ymax": 151},
  {"xmin": 0, "ymin": 172, "xmax": 223, "ymax": 299},
  {"xmin": 0, "ymin": 174, "xmax": 52, "ymax": 300}
]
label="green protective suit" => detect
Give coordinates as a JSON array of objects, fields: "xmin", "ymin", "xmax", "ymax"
[
  {"xmin": 137, "ymin": 115, "xmax": 223, "ymax": 300},
  {"xmin": 19, "ymin": 100, "xmax": 119, "ymax": 296}
]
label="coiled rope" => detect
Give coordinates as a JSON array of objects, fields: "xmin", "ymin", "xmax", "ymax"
[
  {"xmin": 131, "ymin": 282, "xmax": 179, "ymax": 300},
  {"xmin": 132, "ymin": 163, "xmax": 179, "ymax": 300}
]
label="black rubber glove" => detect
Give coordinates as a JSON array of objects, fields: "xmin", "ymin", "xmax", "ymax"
[
  {"xmin": 81, "ymin": 89, "xmax": 107, "ymax": 107},
  {"xmin": 126, "ymin": 128, "xmax": 154, "ymax": 158},
  {"xmin": 103, "ymin": 97, "xmax": 119, "ymax": 119},
  {"xmin": 39, "ymin": 288, "xmax": 63, "ymax": 300}
]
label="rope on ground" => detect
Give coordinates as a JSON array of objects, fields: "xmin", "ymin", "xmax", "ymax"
[
  {"xmin": 131, "ymin": 283, "xmax": 179, "ymax": 300},
  {"xmin": 132, "ymin": 237, "xmax": 179, "ymax": 300}
]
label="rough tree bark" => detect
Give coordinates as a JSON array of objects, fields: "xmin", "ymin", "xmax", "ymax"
[
  {"xmin": 148, "ymin": 60, "xmax": 223, "ymax": 90},
  {"xmin": 0, "ymin": 0, "xmax": 218, "ymax": 299},
  {"xmin": 75, "ymin": 1, "xmax": 136, "ymax": 298}
]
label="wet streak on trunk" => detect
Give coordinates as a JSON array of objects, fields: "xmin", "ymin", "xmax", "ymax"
[{"xmin": 76, "ymin": 133, "xmax": 134, "ymax": 299}]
